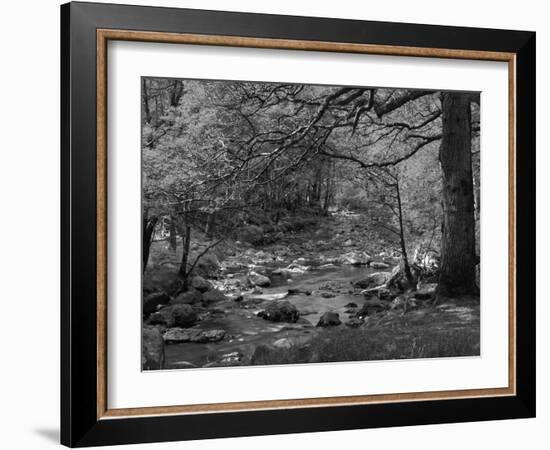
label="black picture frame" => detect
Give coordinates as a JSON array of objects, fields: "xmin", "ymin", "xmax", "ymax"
[{"xmin": 61, "ymin": 1, "xmax": 536, "ymax": 447}]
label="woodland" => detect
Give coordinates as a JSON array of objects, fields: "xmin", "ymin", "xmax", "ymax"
[{"xmin": 141, "ymin": 78, "xmax": 481, "ymax": 370}]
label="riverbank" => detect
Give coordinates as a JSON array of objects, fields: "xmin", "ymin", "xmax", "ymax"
[{"xmin": 142, "ymin": 210, "xmax": 479, "ymax": 370}]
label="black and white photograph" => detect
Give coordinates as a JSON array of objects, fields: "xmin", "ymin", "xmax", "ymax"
[{"xmin": 141, "ymin": 78, "xmax": 481, "ymax": 370}]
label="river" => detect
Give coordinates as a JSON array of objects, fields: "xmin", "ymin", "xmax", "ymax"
[{"xmin": 164, "ymin": 263, "xmax": 375, "ymax": 369}]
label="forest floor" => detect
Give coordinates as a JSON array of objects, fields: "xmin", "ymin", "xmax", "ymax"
[{"xmin": 143, "ymin": 210, "xmax": 480, "ymax": 369}]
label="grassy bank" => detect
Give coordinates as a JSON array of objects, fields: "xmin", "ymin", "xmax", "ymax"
[{"xmin": 251, "ymin": 317, "xmax": 479, "ymax": 366}]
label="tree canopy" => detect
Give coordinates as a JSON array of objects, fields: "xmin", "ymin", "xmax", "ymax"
[{"xmin": 142, "ymin": 77, "xmax": 480, "ymax": 297}]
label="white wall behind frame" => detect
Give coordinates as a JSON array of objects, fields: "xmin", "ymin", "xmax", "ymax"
[{"xmin": 0, "ymin": 1, "xmax": 546, "ymax": 449}]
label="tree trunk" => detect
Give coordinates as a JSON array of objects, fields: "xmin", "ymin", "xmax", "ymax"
[
  {"xmin": 142, "ymin": 214, "xmax": 158, "ymax": 273},
  {"xmin": 142, "ymin": 78, "xmax": 152, "ymax": 124},
  {"xmin": 437, "ymin": 93, "xmax": 478, "ymax": 297},
  {"xmin": 169, "ymin": 80, "xmax": 184, "ymax": 107},
  {"xmin": 178, "ymin": 223, "xmax": 192, "ymax": 291},
  {"xmin": 205, "ymin": 213, "xmax": 215, "ymax": 238},
  {"xmin": 395, "ymin": 180, "xmax": 414, "ymax": 285},
  {"xmin": 168, "ymin": 216, "xmax": 177, "ymax": 251},
  {"xmin": 323, "ymin": 160, "xmax": 334, "ymax": 214}
]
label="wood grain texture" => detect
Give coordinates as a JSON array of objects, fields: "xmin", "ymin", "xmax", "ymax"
[
  {"xmin": 98, "ymin": 29, "xmax": 515, "ymax": 61},
  {"xmin": 508, "ymin": 56, "xmax": 517, "ymax": 394},
  {"xmin": 95, "ymin": 29, "xmax": 516, "ymax": 420},
  {"xmin": 97, "ymin": 30, "xmax": 108, "ymax": 419}
]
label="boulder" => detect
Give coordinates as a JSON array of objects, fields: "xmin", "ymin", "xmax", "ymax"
[
  {"xmin": 292, "ymin": 257, "xmax": 317, "ymax": 266},
  {"xmin": 191, "ymin": 275, "xmax": 213, "ymax": 293},
  {"xmin": 286, "ymin": 263, "xmax": 310, "ymax": 274},
  {"xmin": 142, "ymin": 327, "xmax": 165, "ymax": 370},
  {"xmin": 344, "ymin": 302, "xmax": 358, "ymax": 308},
  {"xmin": 248, "ymin": 271, "xmax": 271, "ymax": 287},
  {"xmin": 366, "ymin": 287, "xmax": 393, "ymax": 301},
  {"xmin": 339, "ymin": 251, "xmax": 370, "ymax": 266},
  {"xmin": 143, "ymin": 292, "xmax": 171, "ymax": 316},
  {"xmin": 356, "ymin": 299, "xmax": 389, "ymax": 318},
  {"xmin": 240, "ymin": 224, "xmax": 264, "ymax": 245},
  {"xmin": 171, "ymin": 289, "xmax": 202, "ymax": 305},
  {"xmin": 414, "ymin": 283, "xmax": 438, "ymax": 300},
  {"xmin": 257, "ymin": 301, "xmax": 300, "ymax": 323},
  {"xmin": 343, "ymin": 239, "xmax": 354, "ymax": 247},
  {"xmin": 249, "ymin": 264, "xmax": 268, "ymax": 275},
  {"xmin": 319, "ymin": 280, "xmax": 344, "ymax": 291},
  {"xmin": 271, "ymin": 268, "xmax": 291, "ymax": 278},
  {"xmin": 345, "ymin": 318, "xmax": 364, "ymax": 328},
  {"xmin": 193, "ymin": 253, "xmax": 220, "ymax": 278},
  {"xmin": 218, "ymin": 351, "xmax": 244, "ymax": 366},
  {"xmin": 229, "ymin": 293, "xmax": 244, "ymax": 302},
  {"xmin": 287, "ymin": 288, "xmax": 312, "ymax": 296},
  {"xmin": 202, "ymin": 289, "xmax": 227, "ymax": 305},
  {"xmin": 189, "ymin": 329, "xmax": 225, "ymax": 343},
  {"xmin": 148, "ymin": 304, "xmax": 198, "ymax": 328},
  {"xmin": 273, "ymin": 338, "xmax": 294, "ymax": 349},
  {"xmin": 162, "ymin": 327, "xmax": 190, "ymax": 344},
  {"xmin": 316, "ymin": 312, "xmax": 341, "ymax": 327},
  {"xmin": 163, "ymin": 327, "xmax": 225, "ymax": 344},
  {"xmin": 370, "ymin": 261, "xmax": 391, "ymax": 269},
  {"xmin": 296, "ymin": 317, "xmax": 313, "ymax": 326},
  {"xmin": 353, "ymin": 271, "xmax": 391, "ymax": 289}
]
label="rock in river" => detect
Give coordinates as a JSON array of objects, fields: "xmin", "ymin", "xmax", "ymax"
[
  {"xmin": 339, "ymin": 251, "xmax": 370, "ymax": 266},
  {"xmin": 202, "ymin": 288, "xmax": 227, "ymax": 305},
  {"xmin": 286, "ymin": 263, "xmax": 310, "ymax": 274},
  {"xmin": 353, "ymin": 271, "xmax": 391, "ymax": 289},
  {"xmin": 143, "ymin": 292, "xmax": 171, "ymax": 316},
  {"xmin": 287, "ymin": 288, "xmax": 312, "ymax": 296},
  {"xmin": 345, "ymin": 318, "xmax": 364, "ymax": 328},
  {"xmin": 193, "ymin": 253, "xmax": 220, "ymax": 278},
  {"xmin": 271, "ymin": 267, "xmax": 291, "ymax": 278},
  {"xmin": 191, "ymin": 275, "xmax": 213, "ymax": 293},
  {"xmin": 370, "ymin": 261, "xmax": 391, "ymax": 269},
  {"xmin": 240, "ymin": 224, "xmax": 264, "ymax": 245},
  {"xmin": 273, "ymin": 337, "xmax": 294, "ymax": 349},
  {"xmin": 356, "ymin": 298, "xmax": 389, "ymax": 317},
  {"xmin": 163, "ymin": 327, "xmax": 225, "ymax": 344},
  {"xmin": 229, "ymin": 293, "xmax": 244, "ymax": 302},
  {"xmin": 248, "ymin": 271, "xmax": 271, "ymax": 287},
  {"xmin": 320, "ymin": 292, "xmax": 336, "ymax": 298},
  {"xmin": 142, "ymin": 327, "xmax": 165, "ymax": 370},
  {"xmin": 257, "ymin": 301, "xmax": 299, "ymax": 323},
  {"xmin": 148, "ymin": 304, "xmax": 198, "ymax": 328},
  {"xmin": 316, "ymin": 312, "xmax": 341, "ymax": 327},
  {"xmin": 365, "ymin": 286, "xmax": 393, "ymax": 301},
  {"xmin": 171, "ymin": 289, "xmax": 202, "ymax": 305}
]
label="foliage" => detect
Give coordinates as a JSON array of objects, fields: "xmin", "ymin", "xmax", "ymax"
[{"xmin": 141, "ymin": 78, "xmax": 480, "ymax": 276}]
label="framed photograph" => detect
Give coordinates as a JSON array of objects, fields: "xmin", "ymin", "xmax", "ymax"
[{"xmin": 61, "ymin": 1, "xmax": 535, "ymax": 447}]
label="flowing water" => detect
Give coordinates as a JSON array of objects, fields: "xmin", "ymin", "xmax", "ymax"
[{"xmin": 164, "ymin": 264, "xmax": 375, "ymax": 369}]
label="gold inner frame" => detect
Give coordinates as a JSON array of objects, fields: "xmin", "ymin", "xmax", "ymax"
[{"xmin": 96, "ymin": 29, "xmax": 517, "ymax": 420}]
